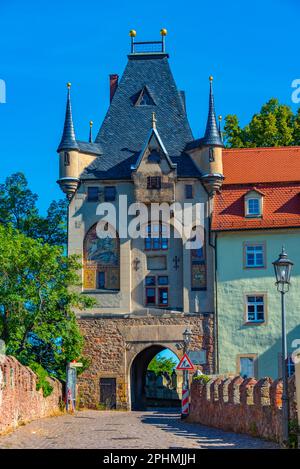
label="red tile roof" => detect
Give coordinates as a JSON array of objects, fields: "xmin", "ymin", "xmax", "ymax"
[
  {"xmin": 222, "ymin": 146, "xmax": 300, "ymax": 184},
  {"xmin": 212, "ymin": 147, "xmax": 300, "ymax": 231}
]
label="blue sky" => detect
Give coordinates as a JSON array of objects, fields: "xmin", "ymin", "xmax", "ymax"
[{"xmin": 0, "ymin": 0, "xmax": 299, "ymax": 212}]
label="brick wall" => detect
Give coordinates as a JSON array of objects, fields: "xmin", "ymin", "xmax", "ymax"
[
  {"xmin": 0, "ymin": 356, "xmax": 63, "ymax": 434},
  {"xmin": 188, "ymin": 375, "xmax": 298, "ymax": 442}
]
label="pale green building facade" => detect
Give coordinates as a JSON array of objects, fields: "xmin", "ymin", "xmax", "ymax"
[{"xmin": 215, "ymin": 229, "xmax": 300, "ymax": 379}]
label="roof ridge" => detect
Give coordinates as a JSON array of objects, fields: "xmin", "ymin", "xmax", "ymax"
[{"xmin": 223, "ymin": 146, "xmax": 300, "ymax": 152}]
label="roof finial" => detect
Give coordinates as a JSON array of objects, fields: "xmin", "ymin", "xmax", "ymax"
[
  {"xmin": 152, "ymin": 112, "xmax": 157, "ymax": 130},
  {"xmin": 202, "ymin": 76, "xmax": 223, "ymax": 147},
  {"xmin": 57, "ymin": 82, "xmax": 79, "ymax": 153},
  {"xmin": 89, "ymin": 120, "xmax": 93, "ymax": 143}
]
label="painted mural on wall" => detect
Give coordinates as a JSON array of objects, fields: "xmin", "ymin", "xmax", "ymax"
[{"xmin": 83, "ymin": 224, "xmax": 120, "ymax": 290}]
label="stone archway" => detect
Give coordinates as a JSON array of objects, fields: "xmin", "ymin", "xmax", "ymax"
[{"xmin": 130, "ymin": 344, "xmax": 180, "ymax": 411}]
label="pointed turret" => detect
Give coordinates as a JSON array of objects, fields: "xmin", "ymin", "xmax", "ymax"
[
  {"xmin": 57, "ymin": 83, "xmax": 79, "ymax": 152},
  {"xmin": 202, "ymin": 76, "xmax": 223, "ymax": 147},
  {"xmin": 186, "ymin": 76, "xmax": 224, "ymax": 196},
  {"xmin": 57, "ymin": 83, "xmax": 80, "ymax": 200}
]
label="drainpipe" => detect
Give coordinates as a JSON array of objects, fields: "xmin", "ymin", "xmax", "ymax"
[{"xmin": 208, "ymin": 195, "xmax": 219, "ymax": 374}]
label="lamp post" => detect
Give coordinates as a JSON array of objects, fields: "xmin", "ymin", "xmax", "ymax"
[
  {"xmin": 181, "ymin": 327, "xmax": 192, "ymax": 418},
  {"xmin": 273, "ymin": 247, "xmax": 293, "ymax": 446}
]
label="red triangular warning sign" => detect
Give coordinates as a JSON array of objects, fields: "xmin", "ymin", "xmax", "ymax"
[{"xmin": 176, "ymin": 353, "xmax": 194, "ymax": 371}]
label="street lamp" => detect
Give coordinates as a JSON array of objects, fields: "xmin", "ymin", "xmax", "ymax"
[
  {"xmin": 183, "ymin": 327, "xmax": 192, "ymax": 352},
  {"xmin": 273, "ymin": 247, "xmax": 294, "ymax": 446}
]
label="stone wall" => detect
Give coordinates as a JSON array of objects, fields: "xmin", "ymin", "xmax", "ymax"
[
  {"xmin": 77, "ymin": 313, "xmax": 214, "ymax": 410},
  {"xmin": 188, "ymin": 375, "xmax": 298, "ymax": 443},
  {"xmin": 0, "ymin": 356, "xmax": 63, "ymax": 434}
]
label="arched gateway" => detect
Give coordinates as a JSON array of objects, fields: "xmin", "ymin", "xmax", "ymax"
[{"xmin": 130, "ymin": 345, "xmax": 180, "ymax": 410}]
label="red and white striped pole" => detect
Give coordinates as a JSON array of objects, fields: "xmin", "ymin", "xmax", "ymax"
[{"xmin": 181, "ymin": 386, "xmax": 189, "ymax": 417}]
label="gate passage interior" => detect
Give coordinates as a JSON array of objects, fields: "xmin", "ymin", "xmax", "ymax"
[{"xmin": 99, "ymin": 378, "xmax": 116, "ymax": 409}]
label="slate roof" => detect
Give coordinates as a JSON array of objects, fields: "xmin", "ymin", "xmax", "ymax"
[
  {"xmin": 57, "ymin": 86, "xmax": 79, "ymax": 152},
  {"xmin": 201, "ymin": 79, "xmax": 223, "ymax": 147},
  {"xmin": 80, "ymin": 53, "xmax": 198, "ymax": 180}
]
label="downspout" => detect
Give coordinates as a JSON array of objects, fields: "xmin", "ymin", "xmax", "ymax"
[{"xmin": 208, "ymin": 195, "xmax": 219, "ymax": 374}]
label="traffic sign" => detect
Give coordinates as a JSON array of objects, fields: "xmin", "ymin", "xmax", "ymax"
[{"xmin": 176, "ymin": 353, "xmax": 194, "ymax": 371}]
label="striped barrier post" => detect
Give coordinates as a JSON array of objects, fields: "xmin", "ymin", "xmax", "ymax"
[{"xmin": 181, "ymin": 387, "xmax": 189, "ymax": 417}]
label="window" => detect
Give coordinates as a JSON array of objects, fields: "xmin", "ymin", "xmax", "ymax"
[
  {"xmin": 147, "ymin": 176, "xmax": 161, "ymax": 190},
  {"xmin": 246, "ymin": 295, "xmax": 265, "ymax": 323},
  {"xmin": 83, "ymin": 223, "xmax": 120, "ymax": 291},
  {"xmin": 87, "ymin": 187, "xmax": 99, "ymax": 202},
  {"xmin": 146, "ymin": 287, "xmax": 156, "ymax": 305},
  {"xmin": 209, "ymin": 147, "xmax": 215, "ymax": 162},
  {"xmin": 64, "ymin": 151, "xmax": 70, "ymax": 166},
  {"xmin": 287, "ymin": 355, "xmax": 295, "ymax": 377},
  {"xmin": 247, "ymin": 198, "xmax": 260, "ymax": 216},
  {"xmin": 97, "ymin": 272, "xmax": 105, "ymax": 289},
  {"xmin": 185, "ymin": 184, "xmax": 193, "ymax": 199},
  {"xmin": 239, "ymin": 357, "xmax": 255, "ymax": 379},
  {"xmin": 104, "ymin": 186, "xmax": 116, "ymax": 202},
  {"xmin": 135, "ymin": 87, "xmax": 155, "ymax": 106},
  {"xmin": 190, "ymin": 228, "xmax": 206, "ymax": 290},
  {"xmin": 245, "ymin": 244, "xmax": 265, "ymax": 268},
  {"xmin": 158, "ymin": 287, "xmax": 168, "ymax": 306},
  {"xmin": 158, "ymin": 276, "xmax": 168, "ymax": 285},
  {"xmin": 145, "ymin": 276, "xmax": 169, "ymax": 307},
  {"xmin": 145, "ymin": 223, "xmax": 168, "ymax": 250}
]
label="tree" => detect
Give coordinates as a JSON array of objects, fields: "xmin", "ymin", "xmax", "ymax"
[
  {"xmin": 0, "ymin": 172, "xmax": 67, "ymax": 246},
  {"xmin": 0, "ymin": 224, "xmax": 94, "ymax": 382},
  {"xmin": 148, "ymin": 354, "xmax": 177, "ymax": 376},
  {"xmin": 223, "ymin": 98, "xmax": 299, "ymax": 148}
]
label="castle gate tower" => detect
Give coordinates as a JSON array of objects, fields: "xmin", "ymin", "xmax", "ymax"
[{"xmin": 57, "ymin": 31, "xmax": 223, "ymax": 409}]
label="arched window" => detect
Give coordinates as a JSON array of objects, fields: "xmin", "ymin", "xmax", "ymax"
[
  {"xmin": 190, "ymin": 227, "xmax": 206, "ymax": 290},
  {"xmin": 83, "ymin": 223, "xmax": 120, "ymax": 291}
]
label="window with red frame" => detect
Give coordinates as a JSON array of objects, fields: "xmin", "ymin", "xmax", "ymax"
[{"xmin": 145, "ymin": 276, "xmax": 169, "ymax": 307}]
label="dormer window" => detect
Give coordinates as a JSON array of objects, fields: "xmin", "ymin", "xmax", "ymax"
[
  {"xmin": 134, "ymin": 86, "xmax": 155, "ymax": 106},
  {"xmin": 244, "ymin": 189, "xmax": 264, "ymax": 218},
  {"xmin": 247, "ymin": 198, "xmax": 260, "ymax": 216}
]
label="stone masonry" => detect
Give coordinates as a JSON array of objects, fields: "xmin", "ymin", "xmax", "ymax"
[{"xmin": 77, "ymin": 313, "xmax": 214, "ymax": 409}]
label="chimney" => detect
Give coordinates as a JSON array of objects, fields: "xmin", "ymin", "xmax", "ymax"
[{"xmin": 109, "ymin": 74, "xmax": 119, "ymax": 103}]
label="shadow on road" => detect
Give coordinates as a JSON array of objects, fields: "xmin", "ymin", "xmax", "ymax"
[{"xmin": 140, "ymin": 409, "xmax": 278, "ymax": 449}]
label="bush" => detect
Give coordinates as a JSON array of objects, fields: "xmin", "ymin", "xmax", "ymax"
[
  {"xmin": 193, "ymin": 374, "xmax": 211, "ymax": 384},
  {"xmin": 29, "ymin": 362, "xmax": 53, "ymax": 397}
]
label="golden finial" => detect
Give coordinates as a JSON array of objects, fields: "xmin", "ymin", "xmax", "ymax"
[
  {"xmin": 152, "ymin": 112, "xmax": 157, "ymax": 129},
  {"xmin": 89, "ymin": 120, "xmax": 93, "ymax": 127},
  {"xmin": 160, "ymin": 28, "xmax": 168, "ymax": 36},
  {"xmin": 129, "ymin": 29, "xmax": 137, "ymax": 37},
  {"xmin": 67, "ymin": 82, "xmax": 71, "ymax": 89},
  {"xmin": 209, "ymin": 76, "xmax": 213, "ymax": 82}
]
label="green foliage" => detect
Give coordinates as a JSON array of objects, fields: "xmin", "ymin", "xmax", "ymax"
[
  {"xmin": 223, "ymin": 98, "xmax": 300, "ymax": 148},
  {"xmin": 29, "ymin": 361, "xmax": 53, "ymax": 397},
  {"xmin": 288, "ymin": 419, "xmax": 300, "ymax": 449},
  {"xmin": 148, "ymin": 355, "xmax": 177, "ymax": 376},
  {"xmin": 0, "ymin": 224, "xmax": 95, "ymax": 382},
  {"xmin": 0, "ymin": 172, "xmax": 67, "ymax": 246},
  {"xmin": 192, "ymin": 374, "xmax": 211, "ymax": 384}
]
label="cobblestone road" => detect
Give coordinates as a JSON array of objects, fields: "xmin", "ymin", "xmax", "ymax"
[{"xmin": 0, "ymin": 409, "xmax": 279, "ymax": 449}]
